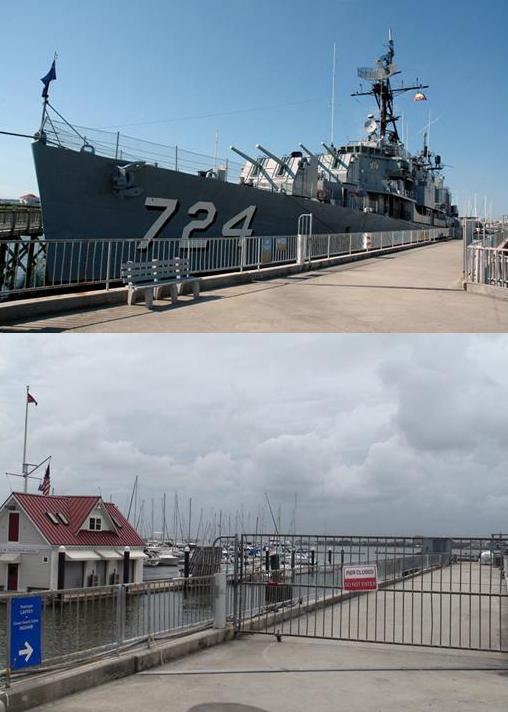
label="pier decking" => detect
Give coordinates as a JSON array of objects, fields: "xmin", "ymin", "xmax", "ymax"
[{"xmin": 2, "ymin": 241, "xmax": 507, "ymax": 333}]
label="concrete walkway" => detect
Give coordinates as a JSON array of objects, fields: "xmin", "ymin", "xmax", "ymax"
[
  {"xmin": 29, "ymin": 635, "xmax": 508, "ymax": 712},
  {"xmin": 3, "ymin": 241, "xmax": 508, "ymax": 333}
]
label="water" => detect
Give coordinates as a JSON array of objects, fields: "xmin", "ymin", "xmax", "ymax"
[{"xmin": 143, "ymin": 565, "xmax": 181, "ymax": 581}]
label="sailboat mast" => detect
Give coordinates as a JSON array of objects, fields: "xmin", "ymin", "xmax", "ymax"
[{"xmin": 162, "ymin": 492, "xmax": 166, "ymax": 542}]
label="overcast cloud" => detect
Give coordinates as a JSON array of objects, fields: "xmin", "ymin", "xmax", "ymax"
[{"xmin": 0, "ymin": 334, "xmax": 506, "ymax": 538}]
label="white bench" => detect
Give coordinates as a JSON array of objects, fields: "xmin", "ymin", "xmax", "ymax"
[{"xmin": 121, "ymin": 258, "xmax": 200, "ymax": 308}]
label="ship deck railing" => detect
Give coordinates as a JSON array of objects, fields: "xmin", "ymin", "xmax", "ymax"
[
  {"xmin": 41, "ymin": 118, "xmax": 244, "ymax": 184},
  {"xmin": 0, "ymin": 227, "xmax": 451, "ymax": 301}
]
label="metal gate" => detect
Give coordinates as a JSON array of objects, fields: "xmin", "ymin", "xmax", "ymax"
[{"xmin": 235, "ymin": 534, "xmax": 508, "ymax": 653}]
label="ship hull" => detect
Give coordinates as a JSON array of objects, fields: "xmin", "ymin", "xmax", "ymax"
[{"xmin": 32, "ymin": 141, "xmax": 424, "ymax": 242}]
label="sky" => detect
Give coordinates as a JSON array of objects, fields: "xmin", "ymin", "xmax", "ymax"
[
  {"xmin": 0, "ymin": 334, "xmax": 506, "ymax": 538},
  {"xmin": 0, "ymin": 0, "xmax": 507, "ymax": 215}
]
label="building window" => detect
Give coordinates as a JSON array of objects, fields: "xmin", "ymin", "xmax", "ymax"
[
  {"xmin": 89, "ymin": 517, "xmax": 102, "ymax": 531},
  {"xmin": 8, "ymin": 512, "xmax": 19, "ymax": 542}
]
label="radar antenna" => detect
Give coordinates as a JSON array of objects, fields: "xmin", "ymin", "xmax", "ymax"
[{"xmin": 352, "ymin": 30, "xmax": 428, "ymax": 144}]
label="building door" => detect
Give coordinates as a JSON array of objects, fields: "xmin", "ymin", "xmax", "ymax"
[
  {"xmin": 65, "ymin": 561, "xmax": 84, "ymax": 589},
  {"xmin": 96, "ymin": 560, "xmax": 107, "ymax": 586},
  {"xmin": 7, "ymin": 564, "xmax": 18, "ymax": 591}
]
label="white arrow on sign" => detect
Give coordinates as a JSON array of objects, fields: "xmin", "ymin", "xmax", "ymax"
[{"xmin": 19, "ymin": 641, "xmax": 33, "ymax": 662}]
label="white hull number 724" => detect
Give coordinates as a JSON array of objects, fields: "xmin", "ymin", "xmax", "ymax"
[{"xmin": 139, "ymin": 198, "xmax": 257, "ymax": 248}]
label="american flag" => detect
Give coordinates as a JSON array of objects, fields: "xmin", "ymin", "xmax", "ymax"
[
  {"xmin": 38, "ymin": 464, "xmax": 50, "ymax": 496},
  {"xmin": 27, "ymin": 392, "xmax": 38, "ymax": 406}
]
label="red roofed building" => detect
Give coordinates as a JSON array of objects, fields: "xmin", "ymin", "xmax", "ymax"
[{"xmin": 0, "ymin": 493, "xmax": 146, "ymax": 592}]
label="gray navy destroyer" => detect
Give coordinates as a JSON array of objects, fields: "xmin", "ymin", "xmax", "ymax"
[{"xmin": 32, "ymin": 33, "xmax": 459, "ymax": 249}]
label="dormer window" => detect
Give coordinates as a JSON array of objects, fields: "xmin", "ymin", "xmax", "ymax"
[{"xmin": 89, "ymin": 517, "xmax": 102, "ymax": 531}]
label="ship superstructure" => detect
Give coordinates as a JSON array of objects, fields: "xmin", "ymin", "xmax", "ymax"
[{"xmin": 232, "ymin": 31, "xmax": 457, "ymax": 229}]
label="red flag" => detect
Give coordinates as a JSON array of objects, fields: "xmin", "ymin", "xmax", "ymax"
[
  {"xmin": 27, "ymin": 392, "xmax": 38, "ymax": 406},
  {"xmin": 38, "ymin": 464, "xmax": 50, "ymax": 496}
]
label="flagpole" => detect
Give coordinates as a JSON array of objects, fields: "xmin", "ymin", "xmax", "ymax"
[
  {"xmin": 22, "ymin": 386, "xmax": 30, "ymax": 493},
  {"xmin": 39, "ymin": 98, "xmax": 48, "ymax": 135}
]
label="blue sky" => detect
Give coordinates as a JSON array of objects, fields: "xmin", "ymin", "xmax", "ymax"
[{"xmin": 1, "ymin": 0, "xmax": 506, "ymax": 216}]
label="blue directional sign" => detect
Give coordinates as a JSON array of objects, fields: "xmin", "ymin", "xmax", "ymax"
[{"xmin": 10, "ymin": 596, "xmax": 42, "ymax": 669}]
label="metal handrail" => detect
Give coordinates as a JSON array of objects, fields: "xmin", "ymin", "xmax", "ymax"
[{"xmin": 0, "ymin": 228, "xmax": 450, "ymax": 300}]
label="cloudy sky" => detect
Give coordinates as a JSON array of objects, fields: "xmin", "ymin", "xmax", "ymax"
[{"xmin": 0, "ymin": 334, "xmax": 506, "ymax": 538}]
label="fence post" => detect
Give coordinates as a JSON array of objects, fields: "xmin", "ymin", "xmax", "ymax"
[
  {"xmin": 105, "ymin": 241, "xmax": 112, "ymax": 291},
  {"xmin": 213, "ymin": 572, "xmax": 227, "ymax": 629},
  {"xmin": 296, "ymin": 233, "xmax": 306, "ymax": 267},
  {"xmin": 233, "ymin": 534, "xmax": 240, "ymax": 631},
  {"xmin": 116, "ymin": 584, "xmax": 126, "ymax": 648},
  {"xmin": 239, "ymin": 238, "xmax": 245, "ymax": 273}
]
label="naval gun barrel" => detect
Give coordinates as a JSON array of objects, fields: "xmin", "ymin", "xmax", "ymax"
[
  {"xmin": 255, "ymin": 144, "xmax": 296, "ymax": 179},
  {"xmin": 321, "ymin": 142, "xmax": 348, "ymax": 170},
  {"xmin": 230, "ymin": 146, "xmax": 278, "ymax": 191},
  {"xmin": 299, "ymin": 143, "xmax": 340, "ymax": 184},
  {"xmin": 321, "ymin": 142, "xmax": 337, "ymax": 158}
]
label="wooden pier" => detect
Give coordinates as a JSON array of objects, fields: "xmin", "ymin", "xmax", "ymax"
[{"xmin": 0, "ymin": 205, "xmax": 45, "ymax": 295}]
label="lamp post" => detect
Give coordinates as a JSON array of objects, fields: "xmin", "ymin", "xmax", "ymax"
[
  {"xmin": 123, "ymin": 546, "xmax": 130, "ymax": 585},
  {"xmin": 57, "ymin": 545, "xmax": 65, "ymax": 590}
]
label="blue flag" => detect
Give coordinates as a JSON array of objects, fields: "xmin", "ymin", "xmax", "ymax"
[{"xmin": 41, "ymin": 60, "xmax": 56, "ymax": 99}]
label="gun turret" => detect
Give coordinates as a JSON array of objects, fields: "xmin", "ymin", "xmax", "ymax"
[
  {"xmin": 255, "ymin": 144, "xmax": 296, "ymax": 179},
  {"xmin": 230, "ymin": 146, "xmax": 278, "ymax": 191},
  {"xmin": 299, "ymin": 143, "xmax": 340, "ymax": 183}
]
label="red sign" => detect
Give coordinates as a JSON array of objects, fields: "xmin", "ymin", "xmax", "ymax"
[{"xmin": 343, "ymin": 564, "xmax": 378, "ymax": 591}]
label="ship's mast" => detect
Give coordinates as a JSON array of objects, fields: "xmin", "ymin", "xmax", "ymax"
[
  {"xmin": 330, "ymin": 42, "xmax": 337, "ymax": 145},
  {"xmin": 351, "ymin": 30, "xmax": 429, "ymax": 144}
]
